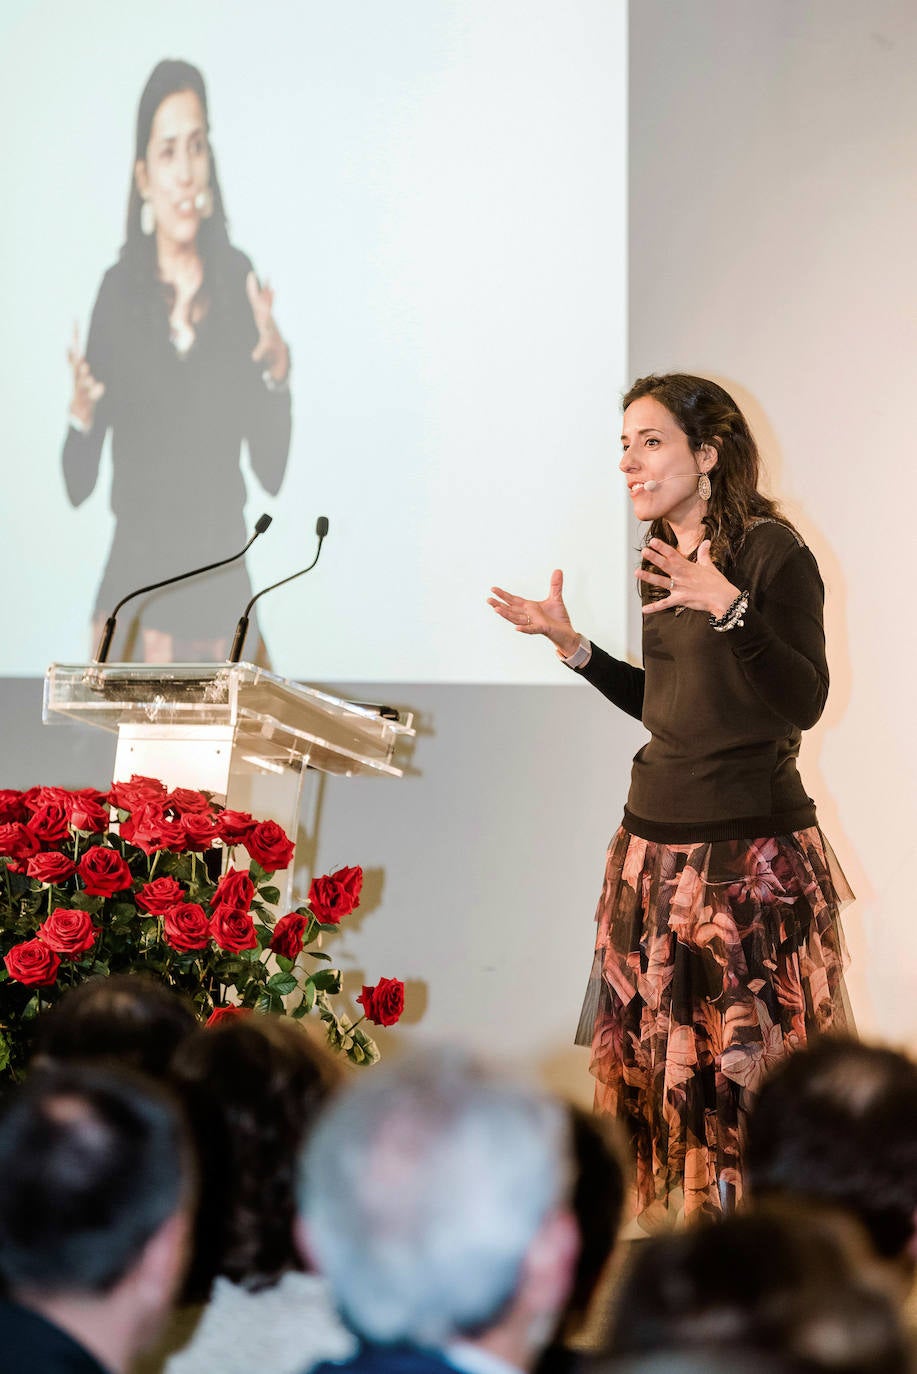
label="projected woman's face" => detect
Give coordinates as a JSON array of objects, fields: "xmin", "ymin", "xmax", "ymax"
[{"xmin": 135, "ymin": 89, "xmax": 210, "ymax": 250}]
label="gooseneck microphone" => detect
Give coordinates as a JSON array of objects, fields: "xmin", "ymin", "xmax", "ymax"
[
  {"xmin": 227, "ymin": 516, "xmax": 329, "ymax": 664},
  {"xmin": 93, "ymin": 514, "xmax": 273, "ymax": 664}
]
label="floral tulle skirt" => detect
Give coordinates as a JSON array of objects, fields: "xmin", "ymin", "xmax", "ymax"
[{"xmin": 575, "ymin": 825, "xmax": 853, "ymax": 1225}]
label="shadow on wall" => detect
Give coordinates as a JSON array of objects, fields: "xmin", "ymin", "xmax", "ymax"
[{"xmin": 720, "ymin": 377, "xmax": 871, "ymax": 1029}]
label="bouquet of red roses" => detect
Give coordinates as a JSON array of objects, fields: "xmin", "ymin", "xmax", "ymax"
[{"xmin": 0, "ymin": 776, "xmax": 404, "ymax": 1079}]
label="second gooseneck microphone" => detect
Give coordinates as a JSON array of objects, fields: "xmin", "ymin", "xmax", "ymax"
[{"xmin": 227, "ymin": 516, "xmax": 329, "ymax": 664}]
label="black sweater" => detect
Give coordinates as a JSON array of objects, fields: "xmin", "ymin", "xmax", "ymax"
[{"xmin": 579, "ymin": 521, "xmax": 827, "ymax": 843}]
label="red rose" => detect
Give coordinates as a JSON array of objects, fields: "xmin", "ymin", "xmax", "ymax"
[
  {"xmin": 0, "ymin": 790, "xmax": 27, "ymax": 822},
  {"xmin": 181, "ymin": 812, "xmax": 219, "ymax": 852},
  {"xmin": 205, "ymin": 1005, "xmax": 252, "ymax": 1028},
  {"xmin": 216, "ymin": 809, "xmax": 256, "ymax": 845},
  {"xmin": 211, "ymin": 906, "xmax": 259, "ymax": 952},
  {"xmin": 165, "ymin": 787, "xmax": 212, "ymax": 815},
  {"xmin": 136, "ymin": 875, "xmax": 186, "ymax": 915},
  {"xmin": 212, "ymin": 867, "xmax": 255, "ymax": 913},
  {"xmin": 269, "ymin": 912, "xmax": 307, "ymax": 960},
  {"xmin": 120, "ymin": 802, "xmax": 186, "ymax": 855},
  {"xmin": 77, "ymin": 845, "xmax": 133, "ymax": 896},
  {"xmin": 109, "ymin": 775, "xmax": 168, "ymax": 811},
  {"xmin": 27, "ymin": 803, "xmax": 70, "ymax": 847},
  {"xmin": 163, "ymin": 903, "xmax": 212, "ymax": 952},
  {"xmin": 37, "ymin": 908, "xmax": 99, "ymax": 959},
  {"xmin": 28, "ymin": 786, "xmax": 73, "ymax": 811},
  {"xmin": 356, "ymin": 977, "xmax": 405, "ymax": 1027},
  {"xmin": 308, "ymin": 865, "xmax": 364, "ymax": 926},
  {"xmin": 67, "ymin": 795, "xmax": 110, "ymax": 834},
  {"xmin": 71, "ymin": 787, "xmax": 109, "ymax": 806},
  {"xmin": 245, "ymin": 820, "xmax": 295, "ymax": 872},
  {"xmin": 4, "ymin": 939, "xmax": 61, "ymax": 987},
  {"xmin": 0, "ymin": 822, "xmax": 40, "ymax": 872},
  {"xmin": 26, "ymin": 852, "xmax": 78, "ymax": 885}
]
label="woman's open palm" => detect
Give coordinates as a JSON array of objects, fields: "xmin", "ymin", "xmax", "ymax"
[{"xmin": 488, "ymin": 570, "xmax": 577, "ymax": 652}]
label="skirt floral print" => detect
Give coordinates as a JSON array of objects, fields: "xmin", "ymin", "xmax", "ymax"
[{"xmin": 575, "ymin": 825, "xmax": 853, "ymax": 1224}]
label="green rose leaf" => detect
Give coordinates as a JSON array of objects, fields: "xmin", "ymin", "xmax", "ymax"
[
  {"xmin": 311, "ymin": 968, "xmax": 343, "ymax": 994},
  {"xmin": 267, "ymin": 971, "xmax": 297, "ymax": 996},
  {"xmin": 70, "ymin": 892, "xmax": 103, "ymax": 914}
]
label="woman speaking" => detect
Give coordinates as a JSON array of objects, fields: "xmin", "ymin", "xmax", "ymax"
[
  {"xmin": 63, "ymin": 59, "xmax": 292, "ymax": 662},
  {"xmin": 489, "ymin": 373, "xmax": 852, "ymax": 1224}
]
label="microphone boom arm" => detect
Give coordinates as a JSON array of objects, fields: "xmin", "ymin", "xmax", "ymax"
[{"xmin": 227, "ymin": 518, "xmax": 328, "ymax": 665}]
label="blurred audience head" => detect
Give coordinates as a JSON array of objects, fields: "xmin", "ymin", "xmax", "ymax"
[
  {"xmin": 32, "ymin": 972, "xmax": 197, "ymax": 1079},
  {"xmin": 0, "ymin": 1063, "xmax": 193, "ymax": 1369},
  {"xmin": 174, "ymin": 1012, "xmax": 341, "ymax": 1300},
  {"xmin": 745, "ymin": 1037, "xmax": 917, "ymax": 1274},
  {"xmin": 606, "ymin": 1354, "xmax": 811, "ymax": 1374},
  {"xmin": 608, "ymin": 1203, "xmax": 908, "ymax": 1374},
  {"xmin": 559, "ymin": 1105, "xmax": 626, "ymax": 1344},
  {"xmin": 298, "ymin": 1048, "xmax": 578, "ymax": 1368}
]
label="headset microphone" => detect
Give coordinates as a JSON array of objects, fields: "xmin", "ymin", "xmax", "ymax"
[{"xmin": 642, "ymin": 474, "xmax": 699, "ymax": 492}]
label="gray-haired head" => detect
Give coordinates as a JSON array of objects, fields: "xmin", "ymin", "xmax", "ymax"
[{"xmin": 298, "ymin": 1048, "xmax": 573, "ymax": 1347}]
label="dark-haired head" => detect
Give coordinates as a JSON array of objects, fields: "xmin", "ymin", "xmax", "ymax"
[
  {"xmin": 0, "ymin": 1062, "xmax": 193, "ymax": 1296},
  {"xmin": 609, "ymin": 1203, "xmax": 908, "ymax": 1374},
  {"xmin": 561, "ymin": 1106, "xmax": 626, "ymax": 1340},
  {"xmin": 746, "ymin": 1037, "xmax": 917, "ymax": 1270},
  {"xmin": 124, "ymin": 58, "xmax": 230, "ymax": 271},
  {"xmin": 32, "ymin": 973, "xmax": 197, "ymax": 1080},
  {"xmin": 623, "ymin": 373, "xmax": 792, "ymax": 567},
  {"xmin": 175, "ymin": 1013, "xmax": 341, "ymax": 1300}
]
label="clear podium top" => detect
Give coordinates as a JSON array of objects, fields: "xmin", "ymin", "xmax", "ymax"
[{"xmin": 44, "ymin": 662, "xmax": 414, "ymax": 779}]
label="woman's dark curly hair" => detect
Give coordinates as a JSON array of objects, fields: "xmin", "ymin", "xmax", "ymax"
[
  {"xmin": 623, "ymin": 373, "xmax": 797, "ymax": 573},
  {"xmin": 175, "ymin": 1014, "xmax": 342, "ymax": 1300}
]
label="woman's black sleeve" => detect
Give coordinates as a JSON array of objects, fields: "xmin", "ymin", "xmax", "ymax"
[
  {"xmin": 61, "ymin": 279, "xmax": 113, "ymax": 507},
  {"xmin": 244, "ymin": 369, "xmax": 292, "ymax": 496},
  {"xmin": 237, "ymin": 255, "xmax": 292, "ymax": 496},
  {"xmin": 728, "ymin": 544, "xmax": 829, "ymax": 730},
  {"xmin": 577, "ymin": 644, "xmax": 645, "ymax": 720}
]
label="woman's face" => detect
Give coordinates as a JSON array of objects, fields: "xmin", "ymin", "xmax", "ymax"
[
  {"xmin": 619, "ymin": 394, "xmax": 715, "ymax": 525},
  {"xmin": 135, "ymin": 89, "xmax": 210, "ymax": 250}
]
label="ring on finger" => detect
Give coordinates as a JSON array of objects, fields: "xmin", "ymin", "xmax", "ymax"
[{"xmin": 670, "ymin": 577, "xmax": 676, "ymax": 591}]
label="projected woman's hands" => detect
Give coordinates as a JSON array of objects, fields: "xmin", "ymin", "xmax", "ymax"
[
  {"xmin": 488, "ymin": 570, "xmax": 581, "ymax": 658},
  {"xmin": 67, "ymin": 324, "xmax": 105, "ymax": 430},
  {"xmin": 247, "ymin": 271, "xmax": 289, "ymax": 385}
]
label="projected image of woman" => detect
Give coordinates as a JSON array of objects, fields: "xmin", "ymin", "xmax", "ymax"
[
  {"xmin": 489, "ymin": 374, "xmax": 852, "ymax": 1225},
  {"xmin": 62, "ymin": 59, "xmax": 291, "ymax": 662}
]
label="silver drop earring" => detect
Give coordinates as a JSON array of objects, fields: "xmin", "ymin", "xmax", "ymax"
[
  {"xmin": 194, "ymin": 186, "xmax": 213, "ymax": 218},
  {"xmin": 698, "ymin": 472, "xmax": 712, "ymax": 501},
  {"xmin": 140, "ymin": 198, "xmax": 156, "ymax": 236}
]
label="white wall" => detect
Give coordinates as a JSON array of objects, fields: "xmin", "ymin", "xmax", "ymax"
[{"xmin": 628, "ymin": 0, "xmax": 917, "ymax": 1048}]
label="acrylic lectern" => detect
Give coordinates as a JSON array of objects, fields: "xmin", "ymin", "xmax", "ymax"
[{"xmin": 44, "ymin": 662, "xmax": 414, "ymax": 901}]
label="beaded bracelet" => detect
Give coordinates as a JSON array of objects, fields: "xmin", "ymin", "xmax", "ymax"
[{"xmin": 709, "ymin": 589, "xmax": 749, "ymax": 633}]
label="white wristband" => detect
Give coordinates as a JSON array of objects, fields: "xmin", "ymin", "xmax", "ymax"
[{"xmin": 558, "ymin": 635, "xmax": 592, "ymax": 670}]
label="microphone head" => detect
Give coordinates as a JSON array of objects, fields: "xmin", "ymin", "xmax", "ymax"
[
  {"xmin": 316, "ymin": 516, "xmax": 329, "ymax": 538},
  {"xmin": 255, "ymin": 513, "xmax": 273, "ymax": 534},
  {"xmin": 643, "ymin": 480, "xmax": 661, "ymax": 492}
]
